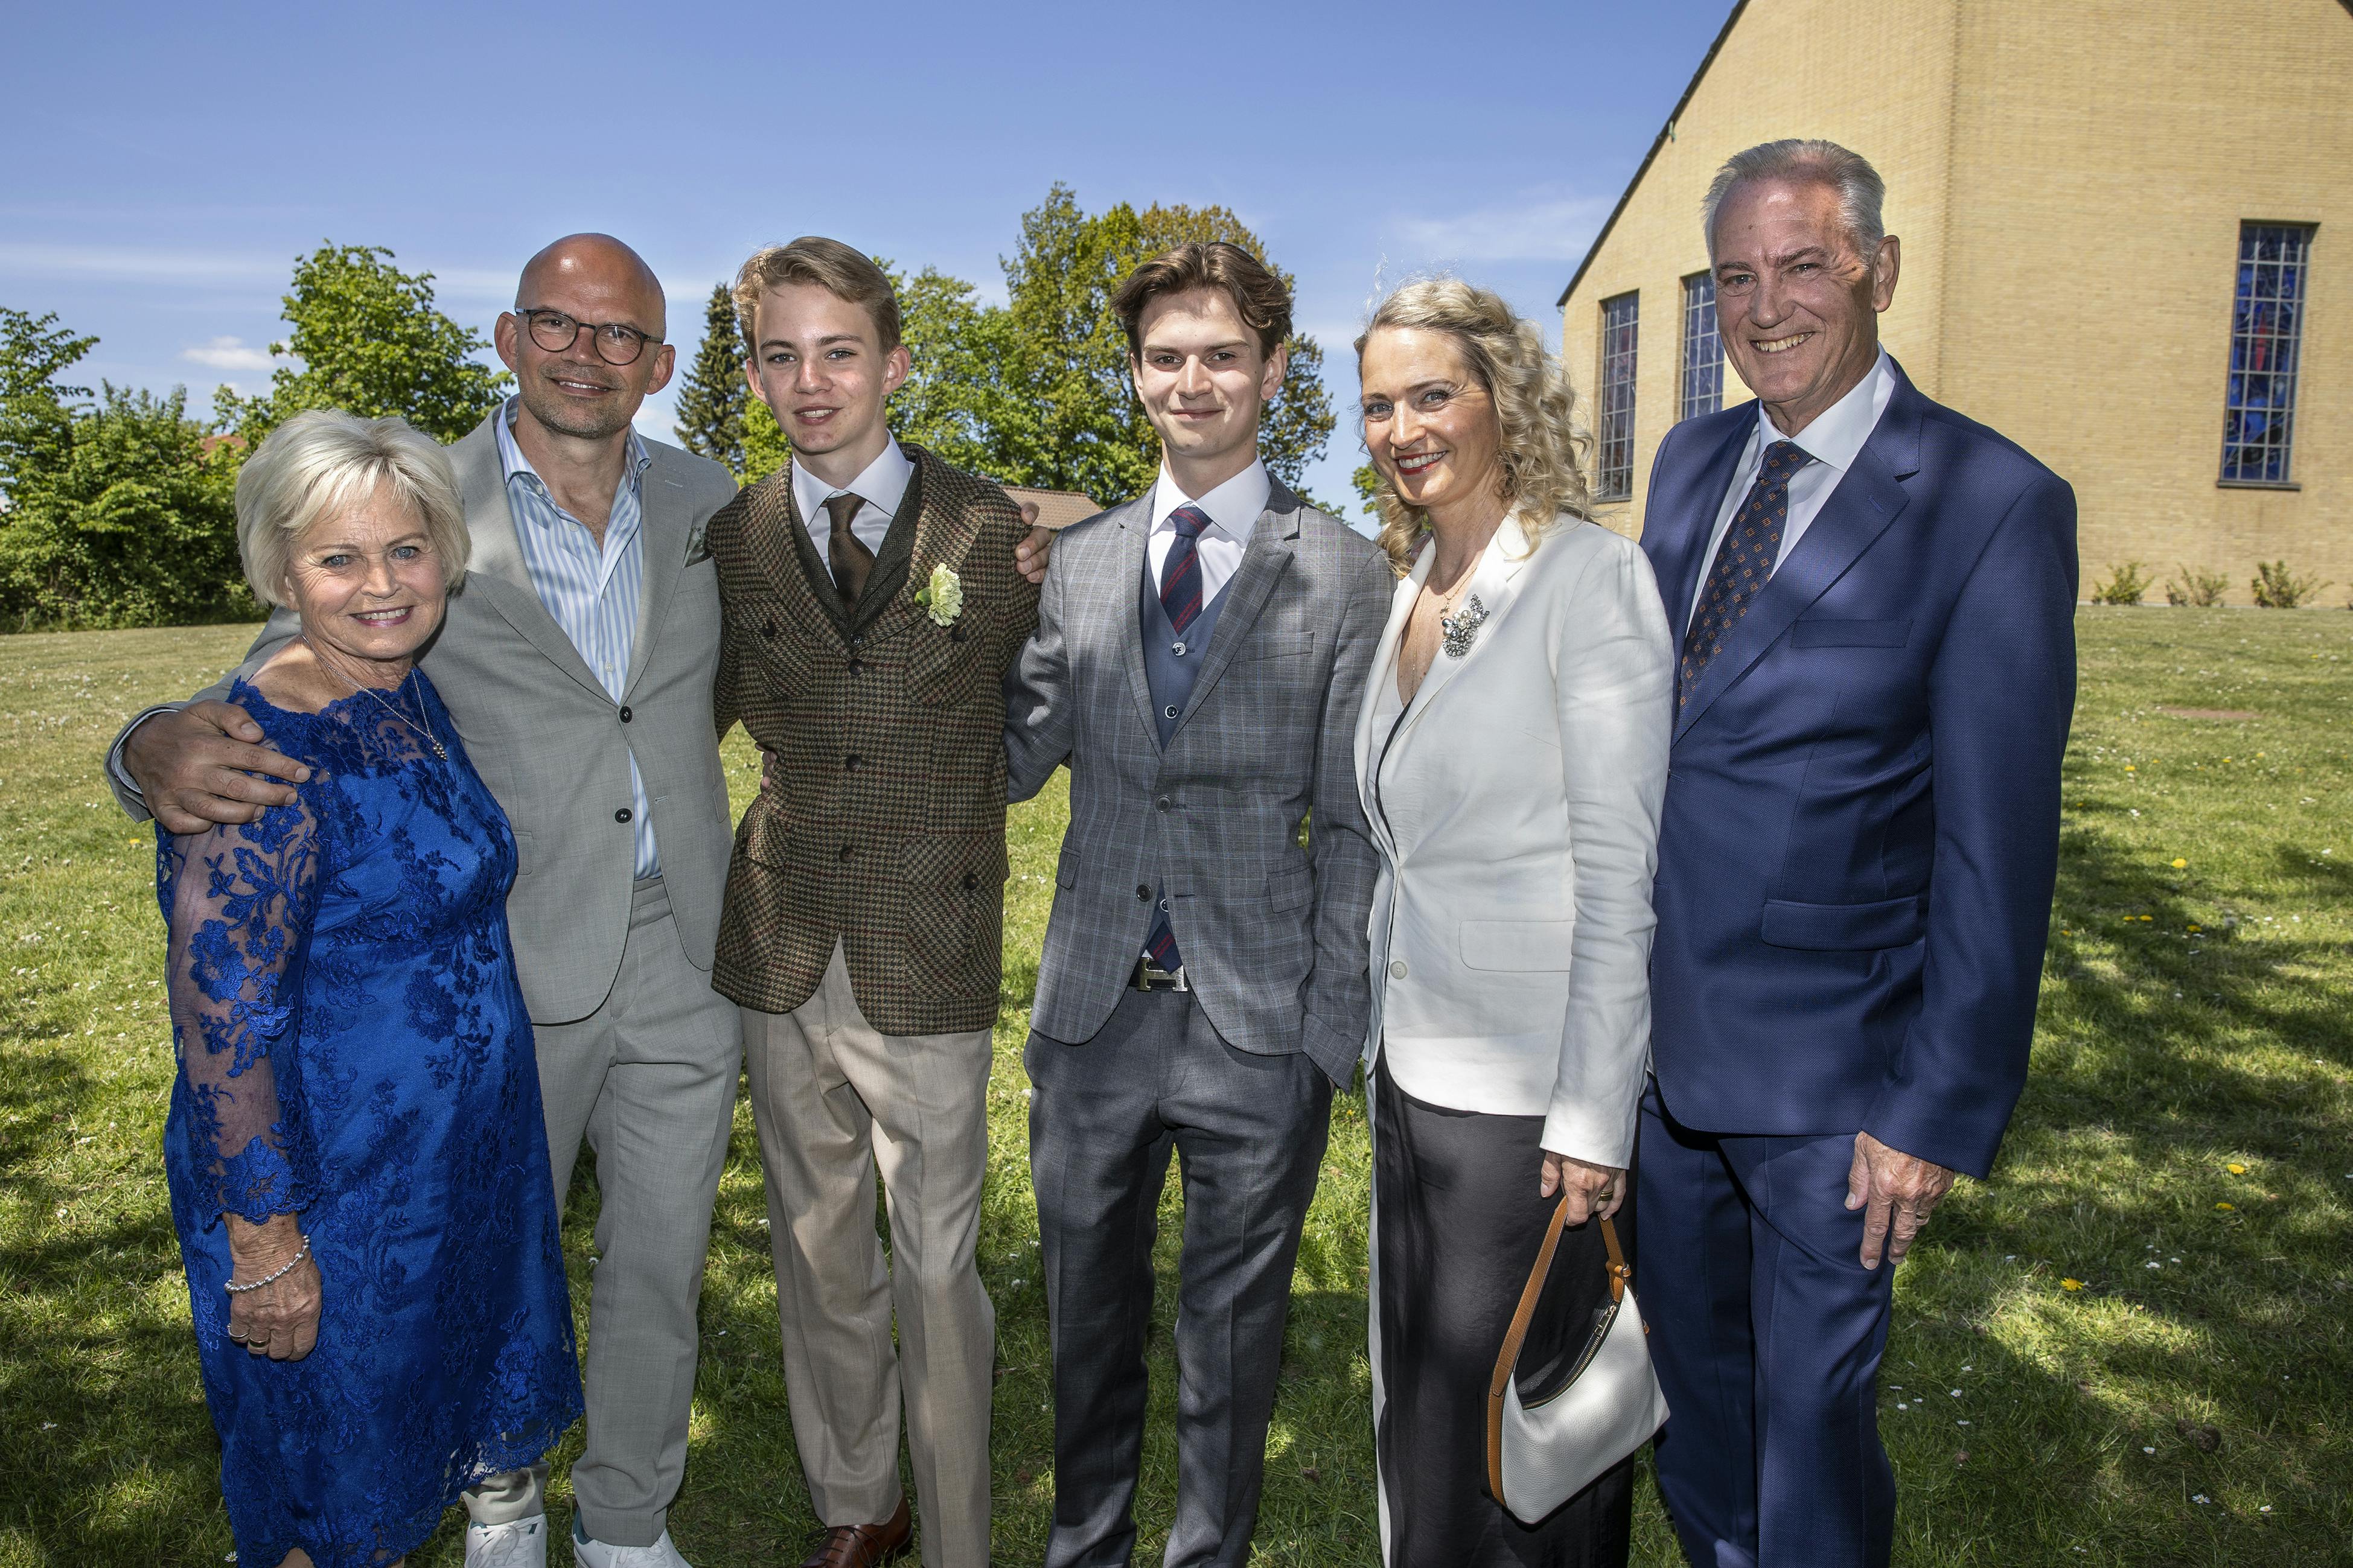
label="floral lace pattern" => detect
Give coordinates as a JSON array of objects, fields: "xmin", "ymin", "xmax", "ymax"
[{"xmin": 159, "ymin": 674, "xmax": 581, "ymax": 1567}]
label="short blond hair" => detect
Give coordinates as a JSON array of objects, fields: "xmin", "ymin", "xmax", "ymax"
[
  {"xmin": 732, "ymin": 237, "xmax": 902, "ymax": 355},
  {"xmin": 234, "ymin": 410, "xmax": 468, "ymax": 608},
  {"xmin": 1355, "ymin": 278, "xmax": 1595, "ymax": 576}
]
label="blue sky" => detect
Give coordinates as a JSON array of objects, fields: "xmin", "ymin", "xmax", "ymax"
[{"xmin": 3, "ymin": 0, "xmax": 1735, "ymax": 509}]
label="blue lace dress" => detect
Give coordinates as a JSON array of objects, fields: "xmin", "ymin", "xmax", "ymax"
[{"xmin": 158, "ymin": 674, "xmax": 582, "ymax": 1567}]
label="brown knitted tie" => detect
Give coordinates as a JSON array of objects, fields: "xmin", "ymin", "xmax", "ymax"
[{"xmin": 823, "ymin": 491, "xmax": 875, "ymax": 604}]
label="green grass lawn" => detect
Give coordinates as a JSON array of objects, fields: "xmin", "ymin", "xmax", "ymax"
[{"xmin": 2, "ymin": 608, "xmax": 2348, "ymax": 1567}]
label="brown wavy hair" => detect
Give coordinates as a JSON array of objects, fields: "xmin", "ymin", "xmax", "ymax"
[
  {"xmin": 1354, "ymin": 277, "xmax": 1595, "ymax": 576},
  {"xmin": 1111, "ymin": 241, "xmax": 1292, "ymax": 360}
]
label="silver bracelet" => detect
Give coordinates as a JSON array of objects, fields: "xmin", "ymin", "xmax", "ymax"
[{"xmin": 225, "ymin": 1237, "xmax": 310, "ymax": 1294}]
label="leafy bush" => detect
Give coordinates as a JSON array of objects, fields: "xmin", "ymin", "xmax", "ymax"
[
  {"xmin": 2250, "ymin": 560, "xmax": 2330, "ymax": 610},
  {"xmin": 2165, "ymin": 564, "xmax": 2231, "ymax": 607},
  {"xmin": 0, "ymin": 310, "xmax": 252, "ymax": 629},
  {"xmin": 2090, "ymin": 561, "xmax": 2153, "ymax": 605}
]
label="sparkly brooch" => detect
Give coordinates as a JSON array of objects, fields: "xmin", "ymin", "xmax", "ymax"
[{"xmin": 1440, "ymin": 594, "xmax": 1488, "ymax": 659}]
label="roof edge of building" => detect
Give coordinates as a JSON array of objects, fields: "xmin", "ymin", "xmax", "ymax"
[{"xmin": 1556, "ymin": 0, "xmax": 1752, "ymax": 310}]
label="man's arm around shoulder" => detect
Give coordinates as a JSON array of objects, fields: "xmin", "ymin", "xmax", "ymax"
[{"xmin": 107, "ymin": 608, "xmax": 311, "ymax": 832}]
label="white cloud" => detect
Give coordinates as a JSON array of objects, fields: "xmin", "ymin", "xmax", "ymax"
[
  {"xmin": 1389, "ymin": 194, "xmax": 1615, "ymax": 263},
  {"xmin": 0, "ymin": 241, "xmax": 288, "ymax": 287},
  {"xmin": 182, "ymin": 335, "xmax": 277, "ymax": 371}
]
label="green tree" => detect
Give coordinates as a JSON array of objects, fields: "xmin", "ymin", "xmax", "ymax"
[
  {"xmin": 1352, "ymin": 463, "xmax": 1386, "ymax": 520},
  {"xmin": 0, "ymin": 311, "xmax": 246, "ymax": 628},
  {"xmin": 983, "ymin": 185, "xmax": 1338, "ymax": 506},
  {"xmin": 674, "ymin": 282, "xmax": 747, "ymax": 477},
  {"xmin": 217, "ymin": 243, "xmax": 509, "ymax": 446}
]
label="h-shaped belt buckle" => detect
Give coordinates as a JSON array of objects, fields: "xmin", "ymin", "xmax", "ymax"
[{"xmin": 1133, "ymin": 956, "xmax": 1189, "ymax": 993}]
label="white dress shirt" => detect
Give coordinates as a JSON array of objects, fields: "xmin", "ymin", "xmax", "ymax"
[
  {"xmin": 494, "ymin": 399, "xmax": 660, "ymax": 879},
  {"xmin": 1146, "ymin": 457, "xmax": 1267, "ymax": 607},
  {"xmin": 792, "ymin": 437, "xmax": 914, "ymax": 584},
  {"xmin": 1687, "ymin": 349, "xmax": 1899, "ymax": 624}
]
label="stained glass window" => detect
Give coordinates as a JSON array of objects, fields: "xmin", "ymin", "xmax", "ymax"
[
  {"xmin": 1681, "ymin": 273, "xmax": 1722, "ymax": 422},
  {"xmin": 2220, "ymin": 224, "xmax": 2313, "ymax": 485},
  {"xmin": 1597, "ymin": 292, "xmax": 1639, "ymax": 499}
]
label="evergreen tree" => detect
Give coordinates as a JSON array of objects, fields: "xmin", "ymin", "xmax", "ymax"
[{"xmin": 674, "ymin": 282, "xmax": 747, "ymax": 477}]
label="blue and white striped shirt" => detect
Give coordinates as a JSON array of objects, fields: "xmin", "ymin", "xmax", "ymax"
[{"xmin": 495, "ymin": 399, "xmax": 659, "ymax": 878}]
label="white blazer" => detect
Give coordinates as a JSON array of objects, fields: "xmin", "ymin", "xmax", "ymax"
[{"xmin": 1355, "ymin": 511, "xmax": 1674, "ymax": 1167}]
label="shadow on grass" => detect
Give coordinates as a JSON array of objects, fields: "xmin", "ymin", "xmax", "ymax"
[{"xmin": 1, "ymin": 1045, "xmax": 231, "ymax": 1561}]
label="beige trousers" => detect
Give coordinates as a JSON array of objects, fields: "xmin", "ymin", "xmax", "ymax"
[{"xmin": 742, "ymin": 941, "xmax": 997, "ymax": 1568}]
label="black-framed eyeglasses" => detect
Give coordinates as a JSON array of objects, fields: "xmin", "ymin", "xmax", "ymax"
[{"xmin": 517, "ymin": 307, "xmax": 659, "ymax": 366}]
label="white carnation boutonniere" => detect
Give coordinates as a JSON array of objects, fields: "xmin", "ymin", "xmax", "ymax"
[{"xmin": 915, "ymin": 563, "xmax": 965, "ymax": 628}]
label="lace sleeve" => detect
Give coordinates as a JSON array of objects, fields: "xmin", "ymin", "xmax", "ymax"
[{"xmin": 162, "ymin": 793, "xmax": 326, "ymax": 1225}]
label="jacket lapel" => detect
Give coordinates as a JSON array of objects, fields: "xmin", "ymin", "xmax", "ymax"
[
  {"xmin": 1166, "ymin": 482, "xmax": 1299, "ymax": 743},
  {"xmin": 624, "ymin": 452, "xmax": 696, "ymax": 694},
  {"xmin": 889, "ymin": 448, "xmax": 976, "ymax": 628},
  {"xmin": 1353, "ymin": 547, "xmax": 1425, "ymax": 842},
  {"xmin": 1112, "ymin": 497, "xmax": 1160, "ymax": 744},
  {"xmin": 1387, "ymin": 512, "xmax": 1540, "ymax": 753},
  {"xmin": 1650, "ymin": 411, "xmax": 1754, "ymax": 669},
  {"xmin": 448, "ymin": 413, "xmax": 608, "ymax": 699},
  {"xmin": 1673, "ymin": 378, "xmax": 1924, "ymax": 741},
  {"xmin": 742, "ymin": 470, "xmax": 852, "ymax": 651}
]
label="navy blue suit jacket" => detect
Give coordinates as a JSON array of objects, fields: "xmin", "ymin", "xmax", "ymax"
[{"xmin": 1642, "ymin": 362, "xmax": 2078, "ymax": 1179}]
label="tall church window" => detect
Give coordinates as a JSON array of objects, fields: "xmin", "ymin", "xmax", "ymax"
[
  {"xmin": 1597, "ymin": 292, "xmax": 1639, "ymax": 499},
  {"xmin": 2220, "ymin": 223, "xmax": 2313, "ymax": 485},
  {"xmin": 1681, "ymin": 272, "xmax": 1723, "ymax": 422}
]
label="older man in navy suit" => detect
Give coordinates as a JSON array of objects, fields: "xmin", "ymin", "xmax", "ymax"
[{"xmin": 1634, "ymin": 140, "xmax": 2077, "ymax": 1568}]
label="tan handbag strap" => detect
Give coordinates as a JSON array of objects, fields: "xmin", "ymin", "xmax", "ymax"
[{"xmin": 1485, "ymin": 1200, "xmax": 1629, "ymax": 1503}]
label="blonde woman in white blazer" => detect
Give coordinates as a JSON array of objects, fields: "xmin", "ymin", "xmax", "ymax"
[{"xmin": 1352, "ymin": 279, "xmax": 1672, "ymax": 1568}]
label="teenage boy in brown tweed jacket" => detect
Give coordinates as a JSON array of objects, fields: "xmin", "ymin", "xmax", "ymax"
[{"xmin": 706, "ymin": 237, "xmax": 1039, "ymax": 1568}]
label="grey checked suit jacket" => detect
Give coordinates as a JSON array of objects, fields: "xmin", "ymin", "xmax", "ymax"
[
  {"xmin": 1003, "ymin": 479, "xmax": 1391, "ymax": 1082},
  {"xmin": 106, "ymin": 412, "xmax": 743, "ymax": 1026}
]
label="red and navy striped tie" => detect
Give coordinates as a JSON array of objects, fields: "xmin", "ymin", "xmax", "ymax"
[{"xmin": 1159, "ymin": 504, "xmax": 1211, "ymax": 633}]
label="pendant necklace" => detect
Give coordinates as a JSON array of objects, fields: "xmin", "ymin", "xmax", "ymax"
[{"xmin": 304, "ymin": 636, "xmax": 448, "ymax": 760}]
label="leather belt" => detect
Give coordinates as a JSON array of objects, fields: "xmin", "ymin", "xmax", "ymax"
[{"xmin": 1133, "ymin": 957, "xmax": 1189, "ymax": 993}]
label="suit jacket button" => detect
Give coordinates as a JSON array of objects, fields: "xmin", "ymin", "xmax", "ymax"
[
  {"xmin": 962, "ymin": 871, "xmax": 979, "ymax": 890},
  {"xmin": 1136, "ymin": 884, "xmax": 1152, "ymax": 902},
  {"xmin": 762, "ymin": 619, "xmax": 776, "ymax": 639},
  {"xmin": 844, "ymin": 753, "xmax": 861, "ymax": 771},
  {"xmin": 1389, "ymin": 959, "xmax": 1407, "ymax": 979},
  {"xmin": 618, "ymin": 705, "xmax": 633, "ymax": 723},
  {"xmin": 615, "ymin": 808, "xmax": 633, "ymax": 824},
  {"xmin": 1155, "ymin": 795, "xmax": 1172, "ymax": 812},
  {"xmin": 848, "ymin": 658, "xmax": 864, "ymax": 677},
  {"xmin": 838, "ymin": 844, "xmax": 854, "ymax": 862}
]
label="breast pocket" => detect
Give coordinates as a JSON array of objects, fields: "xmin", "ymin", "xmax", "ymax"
[{"xmin": 1789, "ymin": 617, "xmax": 1912, "ymax": 648}]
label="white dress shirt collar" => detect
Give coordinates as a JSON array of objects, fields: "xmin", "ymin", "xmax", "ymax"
[
  {"xmin": 1150, "ymin": 457, "xmax": 1271, "ymax": 544},
  {"xmin": 791, "ymin": 436, "xmax": 914, "ymax": 531},
  {"xmin": 1757, "ymin": 349, "xmax": 1897, "ymax": 477}
]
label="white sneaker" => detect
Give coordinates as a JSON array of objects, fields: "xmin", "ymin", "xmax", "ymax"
[
  {"xmin": 465, "ymin": 1513, "xmax": 548, "ymax": 1568},
  {"xmin": 571, "ymin": 1517, "xmax": 694, "ymax": 1568}
]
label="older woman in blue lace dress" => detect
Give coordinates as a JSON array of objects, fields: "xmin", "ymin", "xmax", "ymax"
[{"xmin": 158, "ymin": 411, "xmax": 580, "ymax": 1567}]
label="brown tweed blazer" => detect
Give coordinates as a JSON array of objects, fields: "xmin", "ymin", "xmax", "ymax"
[{"xmin": 710, "ymin": 444, "xmax": 1040, "ymax": 1033}]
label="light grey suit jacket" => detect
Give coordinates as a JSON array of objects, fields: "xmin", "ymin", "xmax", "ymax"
[
  {"xmin": 106, "ymin": 411, "xmax": 743, "ymax": 1026},
  {"xmin": 1003, "ymin": 479, "xmax": 1391, "ymax": 1082}
]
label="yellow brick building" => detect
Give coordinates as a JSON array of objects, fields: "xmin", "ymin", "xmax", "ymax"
[{"xmin": 1559, "ymin": 0, "xmax": 2352, "ymax": 604}]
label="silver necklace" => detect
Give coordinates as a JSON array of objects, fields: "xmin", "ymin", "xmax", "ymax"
[
  {"xmin": 1425, "ymin": 563, "xmax": 1487, "ymax": 660},
  {"xmin": 304, "ymin": 636, "xmax": 447, "ymax": 760}
]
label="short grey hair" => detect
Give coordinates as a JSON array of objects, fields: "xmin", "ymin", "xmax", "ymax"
[
  {"xmin": 233, "ymin": 410, "xmax": 469, "ymax": 608},
  {"xmin": 1703, "ymin": 139, "xmax": 1887, "ymax": 261}
]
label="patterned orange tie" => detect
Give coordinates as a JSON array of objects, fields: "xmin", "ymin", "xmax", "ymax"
[
  {"xmin": 1679, "ymin": 440, "xmax": 1812, "ymax": 707},
  {"xmin": 823, "ymin": 491, "xmax": 875, "ymax": 605}
]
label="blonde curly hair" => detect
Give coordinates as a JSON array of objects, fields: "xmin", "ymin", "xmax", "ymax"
[{"xmin": 1353, "ymin": 278, "xmax": 1595, "ymax": 576}]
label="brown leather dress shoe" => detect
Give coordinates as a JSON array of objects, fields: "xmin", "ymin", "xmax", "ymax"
[{"xmin": 797, "ymin": 1497, "xmax": 911, "ymax": 1568}]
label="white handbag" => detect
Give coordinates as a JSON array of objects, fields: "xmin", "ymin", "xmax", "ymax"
[{"xmin": 1484, "ymin": 1203, "xmax": 1670, "ymax": 1523}]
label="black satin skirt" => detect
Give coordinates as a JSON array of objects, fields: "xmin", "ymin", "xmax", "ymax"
[{"xmin": 1372, "ymin": 1062, "xmax": 1635, "ymax": 1568}]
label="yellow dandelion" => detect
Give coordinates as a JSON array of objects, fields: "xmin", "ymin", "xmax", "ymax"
[
  {"xmin": 2171, "ymin": 858, "xmax": 2188, "ymax": 869},
  {"xmin": 2227, "ymin": 1162, "xmax": 2247, "ymax": 1174},
  {"xmin": 2188, "ymin": 925, "xmax": 2203, "ymax": 934},
  {"xmin": 2216, "ymin": 1202, "xmax": 2235, "ymax": 1211},
  {"xmin": 2060, "ymin": 1278, "xmax": 2086, "ymax": 1291}
]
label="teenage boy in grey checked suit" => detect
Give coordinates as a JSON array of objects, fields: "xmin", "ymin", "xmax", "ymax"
[{"xmin": 1003, "ymin": 242, "xmax": 1390, "ymax": 1568}]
